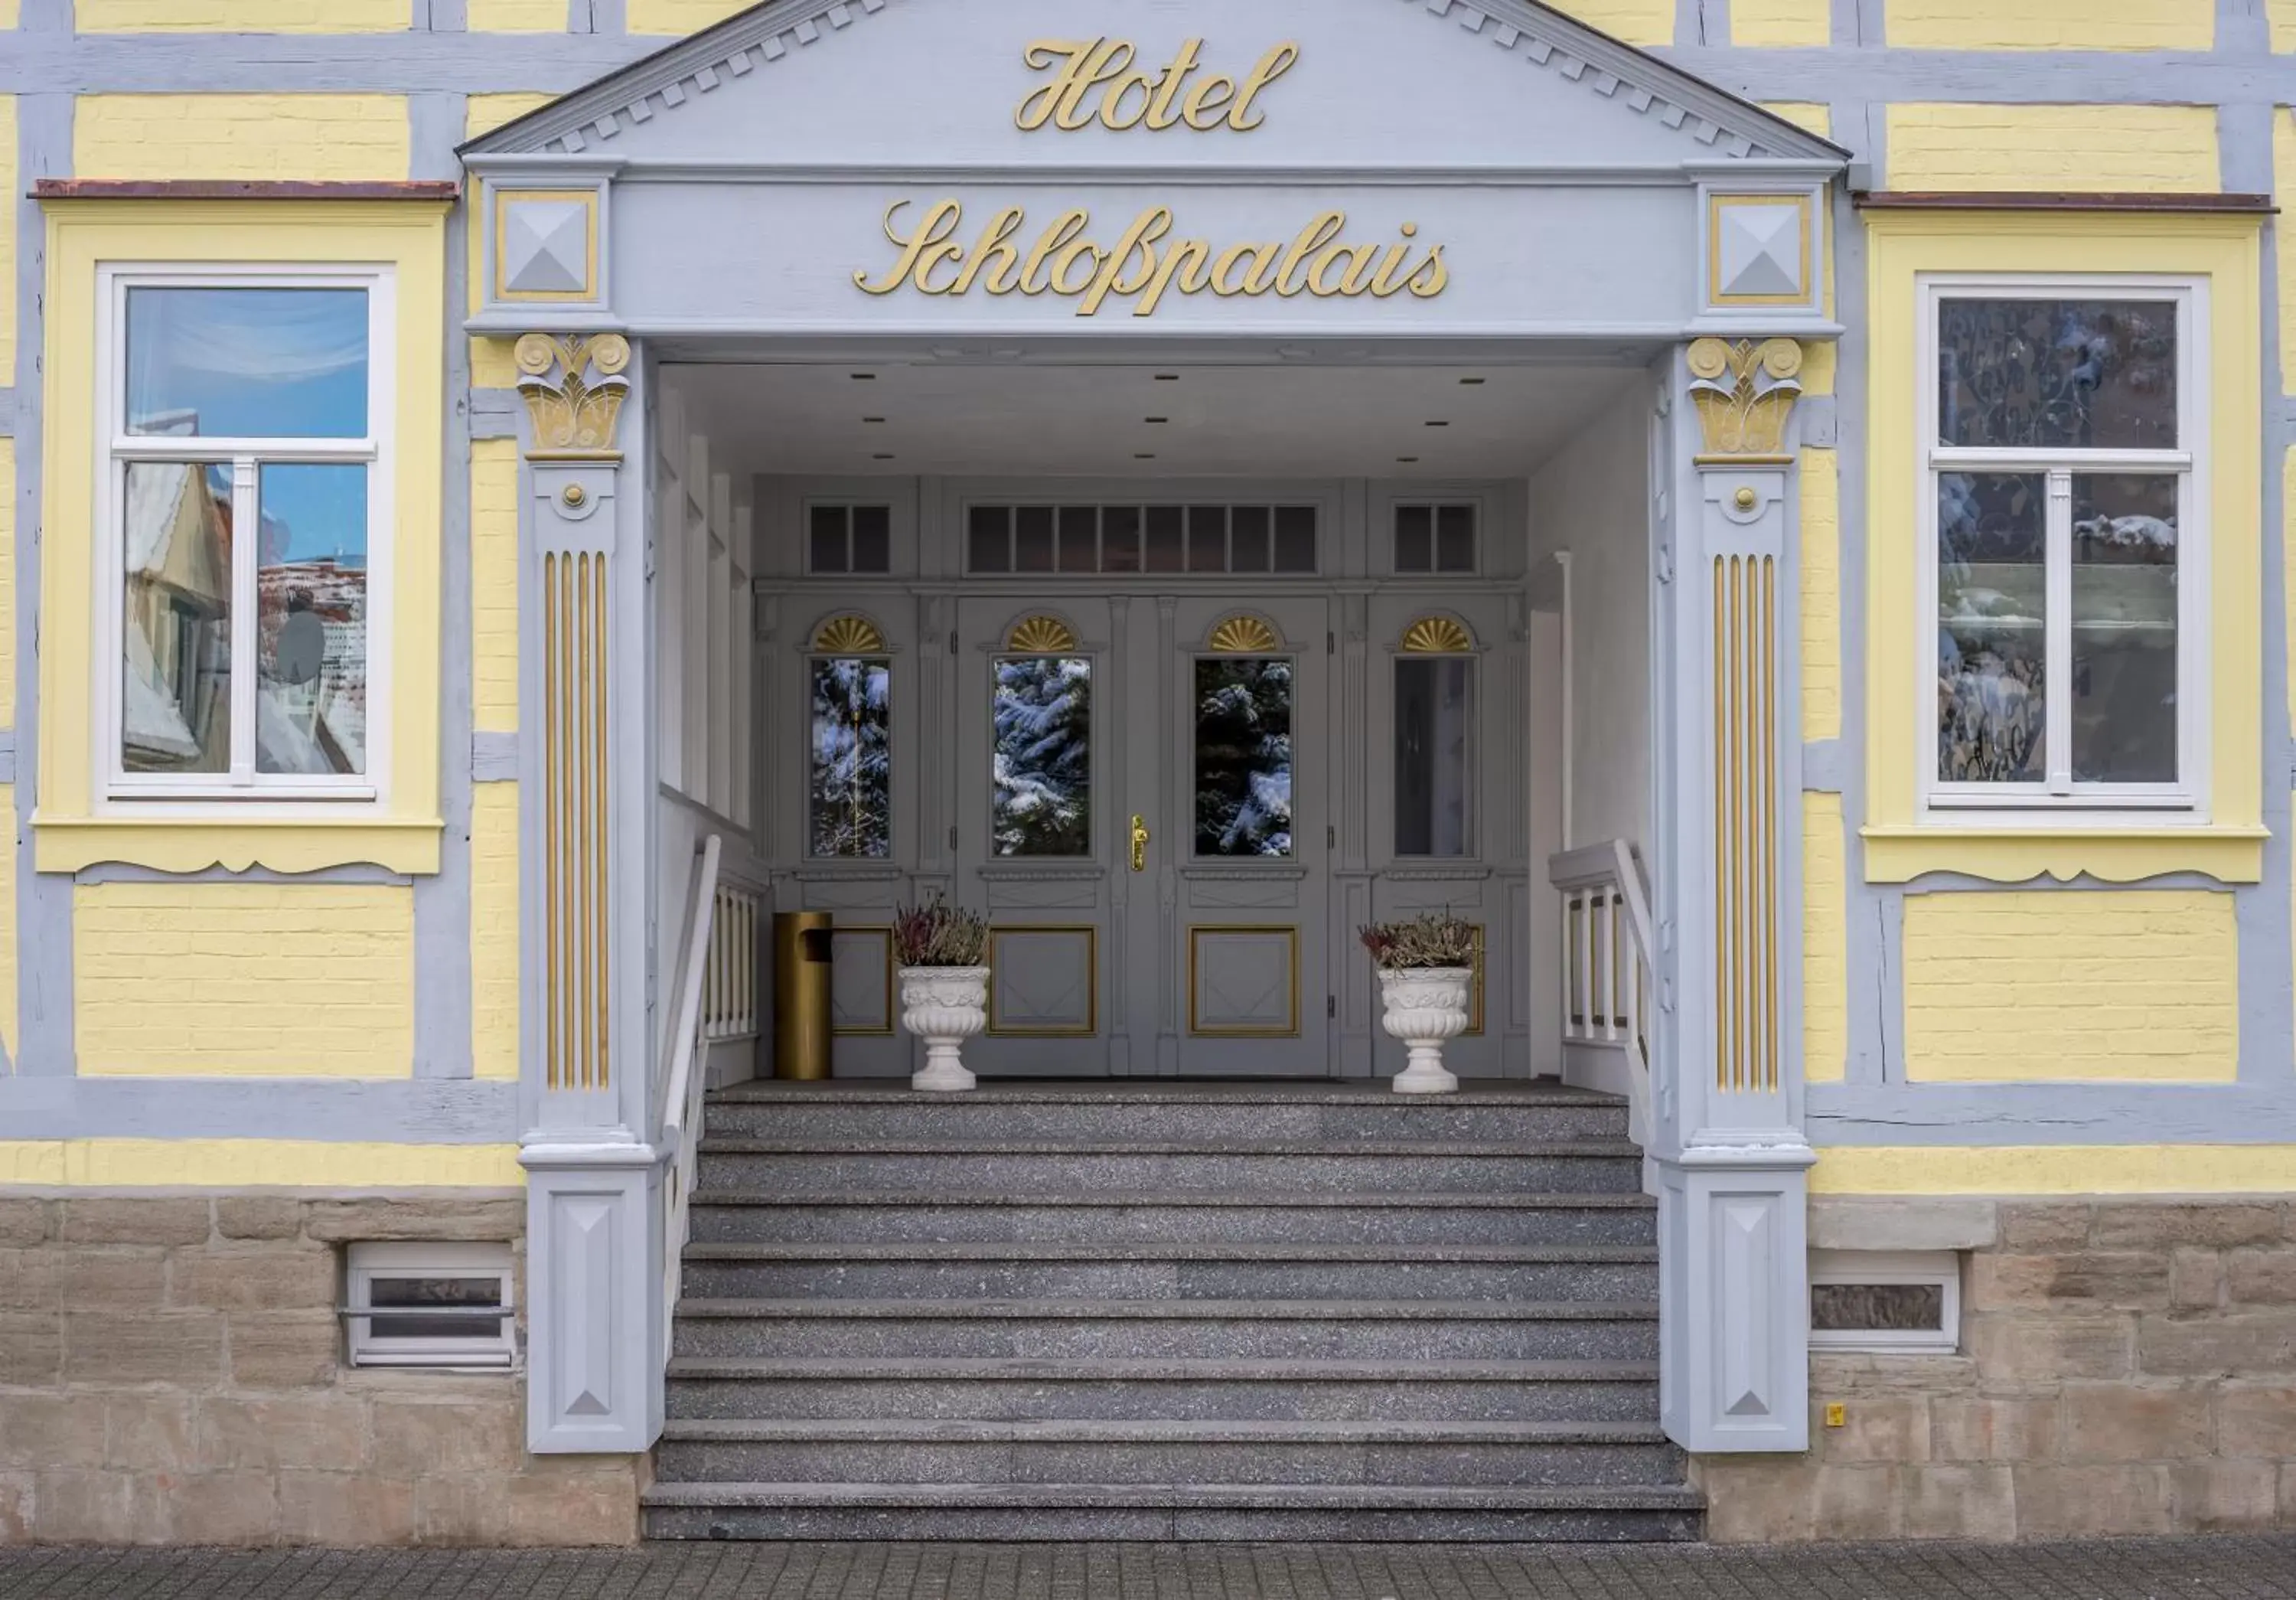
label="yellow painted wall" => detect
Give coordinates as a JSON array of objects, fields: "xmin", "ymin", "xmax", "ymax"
[
  {"xmin": 0, "ymin": 2, "xmax": 15, "ymax": 29},
  {"xmin": 1799, "ymin": 448, "xmax": 1839, "ymax": 741},
  {"xmin": 2275, "ymin": 0, "xmax": 2296, "ymax": 48},
  {"xmin": 2278, "ymin": 113, "xmax": 2296, "ymax": 401},
  {"xmin": 472, "ymin": 439, "xmax": 521, "ymax": 733},
  {"xmin": 73, "ymin": 95, "xmax": 410, "ymax": 182},
  {"xmin": 1763, "ymin": 103, "xmax": 1832, "ymax": 139},
  {"xmin": 1884, "ymin": 0, "xmax": 2210, "ymax": 51},
  {"xmin": 0, "ymin": 1140, "xmax": 523, "ymax": 1187},
  {"xmin": 0, "ymin": 96, "xmax": 15, "ymax": 387},
  {"xmin": 1813, "ymin": 1146, "xmax": 2296, "ymax": 1195},
  {"xmin": 628, "ymin": 0, "xmax": 750, "ymax": 32},
  {"xmin": 1802, "ymin": 793, "xmax": 1847, "ymax": 1085},
  {"xmin": 0, "ymin": 443, "xmax": 14, "ymax": 733},
  {"xmin": 468, "ymin": 0, "xmax": 566, "ymax": 29},
  {"xmin": 1902, "ymin": 890, "xmax": 2239, "ymax": 1083},
  {"xmin": 1734, "ymin": 0, "xmax": 1830, "ymax": 46},
  {"xmin": 77, "ymin": 0, "xmax": 408, "ymax": 31},
  {"xmin": 1548, "ymin": 0, "xmax": 1674, "ymax": 43},
  {"xmin": 472, "ymin": 782, "xmax": 520, "ymax": 1082},
  {"xmin": 75, "ymin": 883, "xmax": 416, "ymax": 1078},
  {"xmin": 1884, "ymin": 105, "xmax": 2219, "ymax": 193}
]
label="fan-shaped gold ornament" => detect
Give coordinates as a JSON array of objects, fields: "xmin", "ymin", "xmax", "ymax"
[
  {"xmin": 1401, "ymin": 616, "xmax": 1476, "ymax": 655},
  {"xmin": 1005, "ymin": 616, "xmax": 1080, "ymax": 654},
  {"xmin": 813, "ymin": 615, "xmax": 887, "ymax": 654},
  {"xmin": 1207, "ymin": 616, "xmax": 1280, "ymax": 654}
]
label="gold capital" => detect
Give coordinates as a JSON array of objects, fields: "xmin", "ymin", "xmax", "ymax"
[
  {"xmin": 1686, "ymin": 337, "xmax": 1803, "ymax": 464},
  {"xmin": 516, "ymin": 331, "xmax": 631, "ymax": 461}
]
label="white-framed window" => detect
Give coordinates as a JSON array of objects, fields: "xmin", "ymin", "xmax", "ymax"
[
  {"xmin": 1392, "ymin": 502, "xmax": 1479, "ymax": 574},
  {"xmin": 1808, "ymin": 1249, "xmax": 1961, "ymax": 1354},
  {"xmin": 97, "ymin": 264, "xmax": 394, "ymax": 805},
  {"xmin": 344, "ymin": 1242, "xmax": 515, "ymax": 1370},
  {"xmin": 1920, "ymin": 274, "xmax": 2206, "ymax": 819}
]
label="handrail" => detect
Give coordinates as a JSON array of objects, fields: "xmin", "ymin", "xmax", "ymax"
[
  {"xmin": 1548, "ymin": 839, "xmax": 1655, "ymax": 1151},
  {"xmin": 658, "ymin": 833, "xmax": 722, "ymax": 1363}
]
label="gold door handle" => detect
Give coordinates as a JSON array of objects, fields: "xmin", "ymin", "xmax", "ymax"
[{"xmin": 1130, "ymin": 815, "xmax": 1150, "ymax": 873}]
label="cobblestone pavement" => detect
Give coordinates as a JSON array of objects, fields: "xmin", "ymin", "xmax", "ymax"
[{"xmin": 0, "ymin": 1538, "xmax": 2293, "ymax": 1599}]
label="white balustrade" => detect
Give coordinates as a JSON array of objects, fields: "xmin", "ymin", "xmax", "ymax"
[{"xmin": 1549, "ymin": 839, "xmax": 1655, "ymax": 1151}]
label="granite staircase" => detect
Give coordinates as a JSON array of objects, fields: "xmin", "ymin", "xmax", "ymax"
[{"xmin": 642, "ymin": 1082, "xmax": 1700, "ymax": 1542}]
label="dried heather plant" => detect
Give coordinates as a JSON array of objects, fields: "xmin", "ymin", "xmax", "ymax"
[
  {"xmin": 892, "ymin": 897, "xmax": 990, "ymax": 968},
  {"xmin": 1358, "ymin": 911, "xmax": 1479, "ymax": 970}
]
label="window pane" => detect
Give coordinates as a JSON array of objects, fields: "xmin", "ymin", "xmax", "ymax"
[
  {"xmin": 2072, "ymin": 474, "xmax": 2178, "ymax": 784},
  {"xmin": 367, "ymin": 1275, "xmax": 507, "ymax": 1340},
  {"xmin": 1057, "ymin": 506, "xmax": 1098, "ymax": 573},
  {"xmin": 969, "ymin": 506, "xmax": 1010, "ymax": 573},
  {"xmin": 1938, "ymin": 472, "xmax": 2047, "ymax": 784},
  {"xmin": 1395, "ymin": 504, "xmax": 1432, "ymax": 572},
  {"xmin": 1275, "ymin": 506, "xmax": 1318, "ymax": 572},
  {"xmin": 1231, "ymin": 506, "xmax": 1270, "ymax": 573},
  {"xmin": 1395, "ymin": 658, "xmax": 1473, "ymax": 856},
  {"xmin": 1102, "ymin": 505, "xmax": 1142, "ymax": 573},
  {"xmin": 126, "ymin": 286, "xmax": 368, "ymax": 439},
  {"xmin": 1436, "ymin": 505, "xmax": 1476, "ymax": 573},
  {"xmin": 122, "ymin": 461, "xmax": 233, "ymax": 773},
  {"xmin": 809, "ymin": 505, "xmax": 847, "ymax": 574},
  {"xmin": 993, "ymin": 656, "xmax": 1092, "ymax": 857},
  {"xmin": 1145, "ymin": 505, "xmax": 1186, "ymax": 572},
  {"xmin": 851, "ymin": 505, "xmax": 892, "ymax": 573},
  {"xmin": 1187, "ymin": 506, "xmax": 1226, "ymax": 573},
  {"xmin": 1195, "ymin": 657, "xmax": 1293, "ymax": 858},
  {"xmin": 1812, "ymin": 1282, "xmax": 1945, "ymax": 1334},
  {"xmin": 256, "ymin": 463, "xmax": 367, "ymax": 776},
  {"xmin": 810, "ymin": 657, "xmax": 892, "ymax": 857},
  {"xmin": 1938, "ymin": 298, "xmax": 2177, "ymax": 451},
  {"xmin": 1014, "ymin": 506, "xmax": 1055, "ymax": 573}
]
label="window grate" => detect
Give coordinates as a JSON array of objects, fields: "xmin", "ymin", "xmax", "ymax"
[{"xmin": 344, "ymin": 1242, "xmax": 516, "ymax": 1370}]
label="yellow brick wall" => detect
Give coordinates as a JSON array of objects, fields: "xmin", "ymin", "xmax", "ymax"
[
  {"xmin": 628, "ymin": 0, "xmax": 749, "ymax": 32},
  {"xmin": 1800, "ymin": 447, "xmax": 1839, "ymax": 741},
  {"xmin": 1802, "ymin": 793, "xmax": 1847, "ymax": 1085},
  {"xmin": 1763, "ymin": 103, "xmax": 1833, "ymax": 139},
  {"xmin": 468, "ymin": 0, "xmax": 566, "ymax": 29},
  {"xmin": 1734, "ymin": 0, "xmax": 1830, "ymax": 46},
  {"xmin": 0, "ymin": 444, "xmax": 14, "ymax": 734},
  {"xmin": 1885, "ymin": 104, "xmax": 2220, "ymax": 193},
  {"xmin": 1548, "ymin": 0, "xmax": 1674, "ymax": 44},
  {"xmin": 73, "ymin": 94, "xmax": 410, "ymax": 183},
  {"xmin": 472, "ymin": 439, "xmax": 520, "ymax": 733},
  {"xmin": 0, "ymin": 2, "xmax": 15, "ymax": 28},
  {"xmin": 2275, "ymin": 0, "xmax": 2296, "ymax": 48},
  {"xmin": 471, "ymin": 783, "xmax": 520, "ymax": 1082},
  {"xmin": 1885, "ymin": 0, "xmax": 2211, "ymax": 50},
  {"xmin": 77, "ymin": 0, "xmax": 408, "ymax": 31},
  {"xmin": 2279, "ymin": 114, "xmax": 2296, "ymax": 407},
  {"xmin": 75, "ymin": 883, "xmax": 416, "ymax": 1077},
  {"xmin": 1902, "ymin": 890, "xmax": 2239, "ymax": 1082}
]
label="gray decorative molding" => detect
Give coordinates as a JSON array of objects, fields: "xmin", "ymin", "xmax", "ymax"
[
  {"xmin": 0, "ymin": 732, "xmax": 18, "ymax": 785},
  {"xmin": 474, "ymin": 731, "xmax": 521, "ymax": 782},
  {"xmin": 1796, "ymin": 395, "xmax": 1838, "ymax": 448},
  {"xmin": 471, "ymin": 387, "xmax": 526, "ymax": 440},
  {"xmin": 1801, "ymin": 737, "xmax": 1842, "ymax": 794},
  {"xmin": 74, "ymin": 862, "xmax": 413, "ymax": 887},
  {"xmin": 0, "ymin": 387, "xmax": 15, "ymax": 437},
  {"xmin": 1810, "ymin": 1082, "xmax": 2296, "ymax": 1145},
  {"xmin": 0, "ymin": 1076, "xmax": 518, "ymax": 1143}
]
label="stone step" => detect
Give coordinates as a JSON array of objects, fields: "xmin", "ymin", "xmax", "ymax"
[
  {"xmin": 684, "ymin": 1190, "xmax": 1658, "ymax": 1247},
  {"xmin": 676, "ymin": 1242, "xmax": 1658, "ymax": 1302},
  {"xmin": 670, "ymin": 1298, "xmax": 1662, "ymax": 1362},
  {"xmin": 693, "ymin": 1140, "xmax": 1646, "ymax": 1196},
  {"xmin": 639, "ymin": 1479, "xmax": 1704, "ymax": 1543},
  {"xmin": 662, "ymin": 1357, "xmax": 1662, "ymax": 1422},
  {"xmin": 651, "ymin": 1417, "xmax": 1685, "ymax": 1489},
  {"xmin": 705, "ymin": 1083, "xmax": 1629, "ymax": 1145}
]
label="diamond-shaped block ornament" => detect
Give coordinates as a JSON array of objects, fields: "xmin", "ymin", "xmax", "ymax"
[
  {"xmin": 1714, "ymin": 198, "xmax": 1807, "ymax": 302},
  {"xmin": 501, "ymin": 197, "xmax": 594, "ymax": 298}
]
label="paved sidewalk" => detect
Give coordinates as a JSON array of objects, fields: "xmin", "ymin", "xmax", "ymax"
[{"xmin": 1, "ymin": 1538, "xmax": 2293, "ymax": 1598}]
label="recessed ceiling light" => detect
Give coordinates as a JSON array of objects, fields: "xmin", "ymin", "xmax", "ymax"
[
  {"xmin": 872, "ymin": 452, "xmax": 895, "ymax": 461},
  {"xmin": 1153, "ymin": 373, "xmax": 1180, "ymax": 381},
  {"xmin": 851, "ymin": 372, "xmax": 876, "ymax": 380},
  {"xmin": 1459, "ymin": 377, "xmax": 1486, "ymax": 386},
  {"xmin": 1135, "ymin": 452, "xmax": 1156, "ymax": 459},
  {"xmin": 1145, "ymin": 416, "xmax": 1168, "ymax": 424},
  {"xmin": 1425, "ymin": 420, "xmax": 1450, "ymax": 428},
  {"xmin": 1396, "ymin": 456, "xmax": 1419, "ymax": 464},
  {"xmin": 863, "ymin": 416, "xmax": 885, "ymax": 424}
]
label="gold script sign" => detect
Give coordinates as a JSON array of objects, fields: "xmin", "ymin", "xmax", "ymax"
[
  {"xmin": 853, "ymin": 201, "xmax": 1450, "ymax": 318},
  {"xmin": 1016, "ymin": 38, "xmax": 1300, "ymax": 132}
]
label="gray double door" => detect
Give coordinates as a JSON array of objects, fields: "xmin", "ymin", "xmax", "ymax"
[{"xmin": 954, "ymin": 593, "xmax": 1330, "ymax": 1077}]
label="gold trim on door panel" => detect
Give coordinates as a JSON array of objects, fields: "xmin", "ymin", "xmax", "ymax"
[
  {"xmin": 830, "ymin": 925, "xmax": 896, "ymax": 1037},
  {"xmin": 987, "ymin": 924, "xmax": 1100, "ymax": 1037},
  {"xmin": 1187, "ymin": 924, "xmax": 1301, "ymax": 1038}
]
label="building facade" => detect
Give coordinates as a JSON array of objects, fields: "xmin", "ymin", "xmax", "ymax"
[{"xmin": 2, "ymin": 0, "xmax": 2295, "ymax": 1548}]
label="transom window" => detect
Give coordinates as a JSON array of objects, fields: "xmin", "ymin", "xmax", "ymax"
[
  {"xmin": 1922, "ymin": 278, "xmax": 2203, "ymax": 812},
  {"xmin": 1393, "ymin": 503, "xmax": 1478, "ymax": 573},
  {"xmin": 104, "ymin": 271, "xmax": 391, "ymax": 799},
  {"xmin": 807, "ymin": 504, "xmax": 892, "ymax": 574},
  {"xmin": 968, "ymin": 504, "xmax": 1318, "ymax": 575}
]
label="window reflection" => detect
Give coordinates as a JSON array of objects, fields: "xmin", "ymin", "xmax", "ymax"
[
  {"xmin": 1937, "ymin": 472, "xmax": 2047, "ymax": 784},
  {"xmin": 256, "ymin": 463, "xmax": 367, "ymax": 776},
  {"xmin": 1396, "ymin": 658, "xmax": 1472, "ymax": 856},
  {"xmin": 1195, "ymin": 658, "xmax": 1293, "ymax": 857},
  {"xmin": 122, "ymin": 460, "xmax": 233, "ymax": 773},
  {"xmin": 993, "ymin": 656, "xmax": 1091, "ymax": 857},
  {"xmin": 2072, "ymin": 475, "xmax": 2177, "ymax": 783},
  {"xmin": 810, "ymin": 658, "xmax": 891, "ymax": 857},
  {"xmin": 126, "ymin": 287, "xmax": 369, "ymax": 439},
  {"xmin": 1937, "ymin": 298, "xmax": 2177, "ymax": 452}
]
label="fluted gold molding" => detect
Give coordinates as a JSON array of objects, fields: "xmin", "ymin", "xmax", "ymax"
[
  {"xmin": 1208, "ymin": 615, "xmax": 1280, "ymax": 654},
  {"xmin": 1401, "ymin": 615, "xmax": 1475, "ymax": 655},
  {"xmin": 1714, "ymin": 553, "xmax": 1779, "ymax": 1096},
  {"xmin": 543, "ymin": 549, "xmax": 612, "ymax": 1093},
  {"xmin": 517, "ymin": 332, "xmax": 631, "ymax": 461},
  {"xmin": 1686, "ymin": 337, "xmax": 1803, "ymax": 464},
  {"xmin": 814, "ymin": 614, "xmax": 887, "ymax": 654},
  {"xmin": 1006, "ymin": 615, "xmax": 1080, "ymax": 654}
]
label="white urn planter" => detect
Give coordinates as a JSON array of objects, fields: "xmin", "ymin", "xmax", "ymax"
[
  {"xmin": 898, "ymin": 965, "xmax": 990, "ymax": 1092},
  {"xmin": 1377, "ymin": 965, "xmax": 1473, "ymax": 1095}
]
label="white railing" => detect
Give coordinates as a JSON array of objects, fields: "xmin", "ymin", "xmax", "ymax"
[
  {"xmin": 1550, "ymin": 838, "xmax": 1655, "ymax": 1151},
  {"xmin": 704, "ymin": 880, "xmax": 762, "ymax": 1043},
  {"xmin": 657, "ymin": 834, "xmax": 722, "ymax": 1363}
]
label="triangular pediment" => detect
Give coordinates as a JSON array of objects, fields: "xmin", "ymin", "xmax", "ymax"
[{"xmin": 461, "ymin": 0, "xmax": 1847, "ymax": 168}]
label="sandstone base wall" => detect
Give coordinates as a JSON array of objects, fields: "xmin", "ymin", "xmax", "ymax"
[
  {"xmin": 0, "ymin": 1192, "xmax": 640, "ymax": 1547},
  {"xmin": 1698, "ymin": 1196, "xmax": 2296, "ymax": 1542}
]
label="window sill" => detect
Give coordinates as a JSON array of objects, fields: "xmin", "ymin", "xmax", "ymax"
[
  {"xmin": 1861, "ymin": 823, "xmax": 2267, "ymax": 885},
  {"xmin": 34, "ymin": 814, "xmax": 445, "ymax": 875}
]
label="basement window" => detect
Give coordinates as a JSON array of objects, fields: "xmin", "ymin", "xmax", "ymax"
[
  {"xmin": 344, "ymin": 1242, "xmax": 516, "ymax": 1370},
  {"xmin": 1808, "ymin": 1249, "xmax": 1961, "ymax": 1354}
]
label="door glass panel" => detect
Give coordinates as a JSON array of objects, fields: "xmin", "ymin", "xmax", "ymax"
[
  {"xmin": 2071, "ymin": 474, "xmax": 2177, "ymax": 783},
  {"xmin": 1395, "ymin": 657, "xmax": 1472, "ymax": 856},
  {"xmin": 122, "ymin": 459, "xmax": 233, "ymax": 773},
  {"xmin": 1938, "ymin": 472, "xmax": 2046, "ymax": 784},
  {"xmin": 810, "ymin": 656, "xmax": 891, "ymax": 857},
  {"xmin": 1195, "ymin": 657, "xmax": 1293, "ymax": 858},
  {"xmin": 993, "ymin": 655, "xmax": 1093, "ymax": 857}
]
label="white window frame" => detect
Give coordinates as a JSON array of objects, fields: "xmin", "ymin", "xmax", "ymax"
[
  {"xmin": 1808, "ymin": 1249, "xmax": 1961, "ymax": 1354},
  {"xmin": 344, "ymin": 1241, "xmax": 515, "ymax": 1370},
  {"xmin": 94, "ymin": 263, "xmax": 396, "ymax": 808},
  {"xmin": 1917, "ymin": 273, "xmax": 2208, "ymax": 823}
]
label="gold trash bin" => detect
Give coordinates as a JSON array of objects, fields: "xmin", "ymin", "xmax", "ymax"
[{"xmin": 773, "ymin": 911, "xmax": 835, "ymax": 1081}]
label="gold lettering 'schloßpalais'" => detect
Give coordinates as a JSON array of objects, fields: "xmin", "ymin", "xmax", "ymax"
[
  {"xmin": 853, "ymin": 201, "xmax": 1451, "ymax": 317},
  {"xmin": 1016, "ymin": 38, "xmax": 1300, "ymax": 132}
]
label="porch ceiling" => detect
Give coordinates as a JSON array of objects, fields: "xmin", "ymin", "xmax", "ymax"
[{"xmin": 663, "ymin": 361, "xmax": 1645, "ymax": 479}]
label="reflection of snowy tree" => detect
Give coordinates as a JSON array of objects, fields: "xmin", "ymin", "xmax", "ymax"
[
  {"xmin": 994, "ymin": 655, "xmax": 1091, "ymax": 857},
  {"xmin": 810, "ymin": 657, "xmax": 891, "ymax": 857},
  {"xmin": 1195, "ymin": 658, "xmax": 1293, "ymax": 857},
  {"xmin": 1939, "ymin": 299, "xmax": 2177, "ymax": 451},
  {"xmin": 1937, "ymin": 472, "xmax": 2046, "ymax": 783}
]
